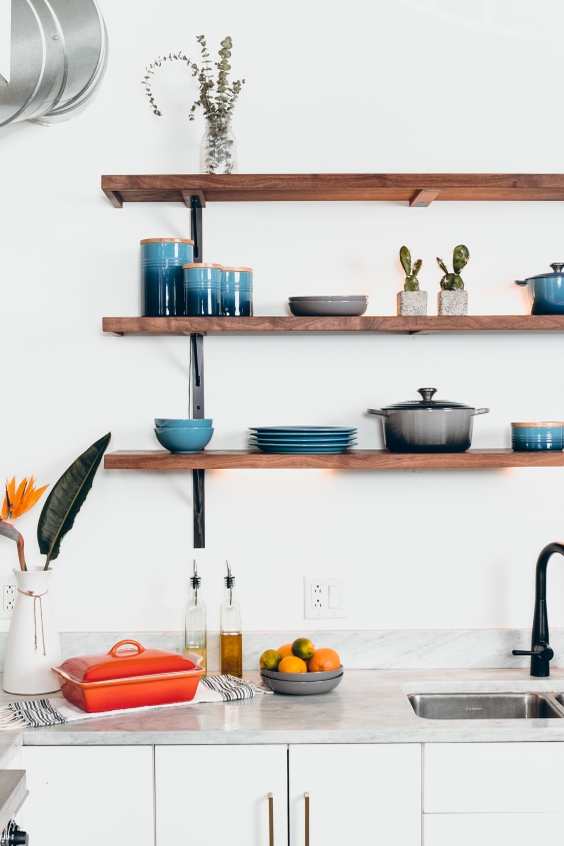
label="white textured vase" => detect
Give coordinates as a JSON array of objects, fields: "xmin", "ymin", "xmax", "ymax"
[{"xmin": 3, "ymin": 567, "xmax": 62, "ymax": 695}]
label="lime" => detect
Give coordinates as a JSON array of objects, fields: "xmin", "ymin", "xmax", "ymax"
[
  {"xmin": 259, "ymin": 649, "xmax": 282, "ymax": 671},
  {"xmin": 292, "ymin": 637, "xmax": 315, "ymax": 661}
]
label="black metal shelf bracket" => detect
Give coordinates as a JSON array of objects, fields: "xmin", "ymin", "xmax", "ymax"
[
  {"xmin": 190, "ymin": 195, "xmax": 203, "ymax": 263},
  {"xmin": 190, "ymin": 332, "xmax": 206, "ymax": 547}
]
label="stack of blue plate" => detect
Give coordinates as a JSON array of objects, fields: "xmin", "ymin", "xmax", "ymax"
[{"xmin": 249, "ymin": 426, "xmax": 357, "ymax": 454}]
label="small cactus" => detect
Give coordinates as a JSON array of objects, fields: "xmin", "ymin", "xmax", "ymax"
[
  {"xmin": 437, "ymin": 245, "xmax": 469, "ymax": 290},
  {"xmin": 400, "ymin": 246, "xmax": 423, "ymax": 292}
]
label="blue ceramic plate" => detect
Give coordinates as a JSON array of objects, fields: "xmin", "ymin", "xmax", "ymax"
[
  {"xmin": 252, "ymin": 445, "xmax": 356, "ymax": 454},
  {"xmin": 250, "ymin": 426, "xmax": 357, "ymax": 434},
  {"xmin": 250, "ymin": 436, "xmax": 357, "ymax": 445},
  {"xmin": 249, "ymin": 439, "xmax": 358, "ymax": 449}
]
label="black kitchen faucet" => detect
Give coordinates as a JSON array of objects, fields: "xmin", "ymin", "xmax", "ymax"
[{"xmin": 512, "ymin": 541, "xmax": 564, "ymax": 677}]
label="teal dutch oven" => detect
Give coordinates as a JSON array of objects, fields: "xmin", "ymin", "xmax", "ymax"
[{"xmin": 515, "ymin": 262, "xmax": 564, "ymax": 315}]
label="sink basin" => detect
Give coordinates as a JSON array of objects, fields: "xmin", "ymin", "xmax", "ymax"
[{"xmin": 408, "ymin": 692, "xmax": 564, "ymax": 720}]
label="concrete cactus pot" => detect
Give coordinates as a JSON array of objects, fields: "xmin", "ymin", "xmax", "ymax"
[
  {"xmin": 397, "ymin": 291, "xmax": 428, "ymax": 316},
  {"xmin": 438, "ymin": 290, "xmax": 468, "ymax": 316}
]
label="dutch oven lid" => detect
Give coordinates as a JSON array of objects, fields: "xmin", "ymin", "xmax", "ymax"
[
  {"xmin": 58, "ymin": 640, "xmax": 198, "ymax": 683},
  {"xmin": 522, "ymin": 262, "xmax": 564, "ymax": 282},
  {"xmin": 382, "ymin": 387, "xmax": 473, "ymax": 410}
]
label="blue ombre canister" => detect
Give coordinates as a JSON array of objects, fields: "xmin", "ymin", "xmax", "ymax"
[
  {"xmin": 221, "ymin": 266, "xmax": 253, "ymax": 316},
  {"xmin": 511, "ymin": 421, "xmax": 564, "ymax": 451},
  {"xmin": 141, "ymin": 238, "xmax": 194, "ymax": 316},
  {"xmin": 183, "ymin": 263, "xmax": 222, "ymax": 316}
]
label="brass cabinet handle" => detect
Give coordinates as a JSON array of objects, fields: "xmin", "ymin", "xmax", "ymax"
[
  {"xmin": 304, "ymin": 792, "xmax": 310, "ymax": 846},
  {"xmin": 268, "ymin": 792, "xmax": 274, "ymax": 846}
]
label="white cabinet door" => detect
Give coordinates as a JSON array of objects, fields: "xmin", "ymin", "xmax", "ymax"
[
  {"xmin": 20, "ymin": 746, "xmax": 154, "ymax": 846},
  {"xmin": 289, "ymin": 744, "xmax": 421, "ymax": 846},
  {"xmin": 424, "ymin": 812, "xmax": 564, "ymax": 845},
  {"xmin": 424, "ymin": 742, "xmax": 564, "ymax": 813},
  {"xmin": 155, "ymin": 745, "xmax": 288, "ymax": 846}
]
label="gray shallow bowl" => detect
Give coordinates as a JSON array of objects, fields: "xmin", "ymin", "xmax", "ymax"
[
  {"xmin": 260, "ymin": 670, "xmax": 343, "ymax": 695},
  {"xmin": 289, "ymin": 299, "xmax": 368, "ymax": 317},
  {"xmin": 260, "ymin": 665, "xmax": 343, "ymax": 682}
]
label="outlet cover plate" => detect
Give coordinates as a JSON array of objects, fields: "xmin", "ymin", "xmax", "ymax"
[
  {"xmin": 0, "ymin": 574, "xmax": 17, "ymax": 619},
  {"xmin": 303, "ymin": 576, "xmax": 346, "ymax": 619}
]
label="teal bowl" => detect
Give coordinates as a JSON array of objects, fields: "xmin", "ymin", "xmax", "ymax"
[
  {"xmin": 154, "ymin": 427, "xmax": 214, "ymax": 453},
  {"xmin": 155, "ymin": 418, "xmax": 213, "ymax": 428}
]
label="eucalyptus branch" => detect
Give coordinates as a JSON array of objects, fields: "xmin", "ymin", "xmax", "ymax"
[{"xmin": 142, "ymin": 35, "xmax": 245, "ymax": 123}]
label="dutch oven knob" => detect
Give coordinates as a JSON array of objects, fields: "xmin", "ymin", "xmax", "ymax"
[
  {"xmin": 550, "ymin": 263, "xmax": 564, "ymax": 274},
  {"xmin": 417, "ymin": 387, "xmax": 437, "ymax": 402}
]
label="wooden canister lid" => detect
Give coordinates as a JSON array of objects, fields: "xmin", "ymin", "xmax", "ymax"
[
  {"xmin": 511, "ymin": 421, "xmax": 564, "ymax": 427},
  {"xmin": 182, "ymin": 263, "xmax": 223, "ymax": 269},
  {"xmin": 140, "ymin": 238, "xmax": 194, "ymax": 244},
  {"xmin": 221, "ymin": 266, "xmax": 253, "ymax": 272}
]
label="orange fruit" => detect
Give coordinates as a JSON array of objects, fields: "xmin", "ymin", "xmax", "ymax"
[
  {"xmin": 307, "ymin": 647, "xmax": 341, "ymax": 672},
  {"xmin": 278, "ymin": 655, "xmax": 307, "ymax": 674},
  {"xmin": 277, "ymin": 643, "xmax": 294, "ymax": 659},
  {"xmin": 292, "ymin": 637, "xmax": 315, "ymax": 660}
]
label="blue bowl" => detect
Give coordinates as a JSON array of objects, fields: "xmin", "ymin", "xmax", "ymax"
[
  {"xmin": 155, "ymin": 418, "xmax": 213, "ymax": 429},
  {"xmin": 154, "ymin": 427, "xmax": 214, "ymax": 453}
]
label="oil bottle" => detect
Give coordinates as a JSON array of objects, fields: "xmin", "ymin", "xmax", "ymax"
[
  {"xmin": 185, "ymin": 560, "xmax": 207, "ymax": 675},
  {"xmin": 220, "ymin": 560, "xmax": 242, "ymax": 677}
]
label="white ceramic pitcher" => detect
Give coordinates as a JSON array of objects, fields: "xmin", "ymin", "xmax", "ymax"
[{"xmin": 3, "ymin": 566, "xmax": 62, "ymax": 695}]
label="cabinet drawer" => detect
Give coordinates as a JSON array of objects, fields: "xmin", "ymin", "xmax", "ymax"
[
  {"xmin": 423, "ymin": 742, "xmax": 564, "ymax": 812},
  {"xmin": 424, "ymin": 812, "xmax": 564, "ymax": 845}
]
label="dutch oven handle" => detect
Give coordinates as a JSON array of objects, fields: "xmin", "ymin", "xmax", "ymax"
[
  {"xmin": 367, "ymin": 409, "xmax": 388, "ymax": 417},
  {"xmin": 514, "ymin": 279, "xmax": 528, "ymax": 287},
  {"xmin": 109, "ymin": 640, "xmax": 146, "ymax": 657},
  {"xmin": 472, "ymin": 408, "xmax": 490, "ymax": 416}
]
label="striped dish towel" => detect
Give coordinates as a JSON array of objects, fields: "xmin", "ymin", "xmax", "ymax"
[{"xmin": 0, "ymin": 675, "xmax": 271, "ymax": 730}]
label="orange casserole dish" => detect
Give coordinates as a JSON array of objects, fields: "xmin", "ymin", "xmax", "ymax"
[{"xmin": 52, "ymin": 640, "xmax": 204, "ymax": 713}]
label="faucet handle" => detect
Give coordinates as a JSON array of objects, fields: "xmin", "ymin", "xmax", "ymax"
[{"xmin": 512, "ymin": 642, "xmax": 554, "ymax": 661}]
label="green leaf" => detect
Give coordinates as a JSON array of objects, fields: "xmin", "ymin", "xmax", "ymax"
[
  {"xmin": 412, "ymin": 258, "xmax": 422, "ymax": 277},
  {"xmin": 453, "ymin": 244, "xmax": 469, "ymax": 273},
  {"xmin": 37, "ymin": 433, "xmax": 111, "ymax": 567},
  {"xmin": 400, "ymin": 246, "xmax": 411, "ymax": 276}
]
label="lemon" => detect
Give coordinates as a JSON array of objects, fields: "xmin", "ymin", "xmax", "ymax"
[
  {"xmin": 292, "ymin": 637, "xmax": 315, "ymax": 661},
  {"xmin": 278, "ymin": 655, "xmax": 307, "ymax": 673},
  {"xmin": 259, "ymin": 649, "xmax": 282, "ymax": 671}
]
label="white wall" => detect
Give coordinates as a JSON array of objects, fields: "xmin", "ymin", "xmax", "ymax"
[{"xmin": 1, "ymin": 0, "xmax": 564, "ymax": 637}]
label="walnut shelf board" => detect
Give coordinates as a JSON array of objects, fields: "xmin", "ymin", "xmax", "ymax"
[
  {"xmin": 101, "ymin": 174, "xmax": 564, "ymax": 207},
  {"xmin": 104, "ymin": 450, "xmax": 564, "ymax": 471},
  {"xmin": 102, "ymin": 315, "xmax": 564, "ymax": 335}
]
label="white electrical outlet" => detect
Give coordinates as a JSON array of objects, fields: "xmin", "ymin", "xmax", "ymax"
[
  {"xmin": 0, "ymin": 575, "xmax": 17, "ymax": 620},
  {"xmin": 303, "ymin": 576, "xmax": 346, "ymax": 619}
]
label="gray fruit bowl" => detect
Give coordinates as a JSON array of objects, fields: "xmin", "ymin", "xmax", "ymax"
[
  {"xmin": 288, "ymin": 296, "xmax": 368, "ymax": 317},
  {"xmin": 260, "ymin": 668, "xmax": 344, "ymax": 695}
]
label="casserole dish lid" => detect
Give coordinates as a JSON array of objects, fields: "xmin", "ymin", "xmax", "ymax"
[
  {"xmin": 381, "ymin": 387, "xmax": 472, "ymax": 410},
  {"xmin": 519, "ymin": 262, "xmax": 564, "ymax": 282},
  {"xmin": 58, "ymin": 640, "xmax": 198, "ymax": 683}
]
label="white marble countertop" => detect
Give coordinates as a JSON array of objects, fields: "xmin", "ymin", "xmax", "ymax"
[{"xmin": 8, "ymin": 668, "xmax": 564, "ymax": 746}]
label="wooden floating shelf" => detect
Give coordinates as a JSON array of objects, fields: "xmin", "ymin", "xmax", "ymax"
[
  {"xmin": 101, "ymin": 173, "xmax": 564, "ymax": 207},
  {"xmin": 102, "ymin": 315, "xmax": 564, "ymax": 335},
  {"xmin": 104, "ymin": 450, "xmax": 564, "ymax": 471}
]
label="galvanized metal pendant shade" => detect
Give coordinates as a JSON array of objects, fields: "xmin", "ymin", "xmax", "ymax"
[{"xmin": 0, "ymin": 0, "xmax": 108, "ymax": 127}]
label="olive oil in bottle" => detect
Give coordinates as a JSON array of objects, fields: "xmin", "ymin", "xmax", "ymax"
[
  {"xmin": 220, "ymin": 560, "xmax": 242, "ymax": 677},
  {"xmin": 185, "ymin": 560, "xmax": 207, "ymax": 675}
]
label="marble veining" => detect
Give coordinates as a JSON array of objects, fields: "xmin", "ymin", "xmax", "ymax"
[{"xmin": 12, "ymin": 628, "xmax": 562, "ymax": 672}]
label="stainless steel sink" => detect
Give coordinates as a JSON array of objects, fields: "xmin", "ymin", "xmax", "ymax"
[{"xmin": 408, "ymin": 692, "xmax": 564, "ymax": 720}]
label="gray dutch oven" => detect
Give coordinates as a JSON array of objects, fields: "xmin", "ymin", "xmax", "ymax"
[{"xmin": 368, "ymin": 387, "xmax": 489, "ymax": 453}]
